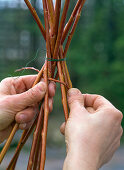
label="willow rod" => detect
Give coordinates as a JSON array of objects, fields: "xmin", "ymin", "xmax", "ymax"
[
  {"xmin": 5, "ymin": 67, "xmax": 44, "ymax": 168},
  {"xmin": 62, "ymin": 0, "xmax": 86, "ymax": 44},
  {"xmin": 40, "ymin": 1, "xmax": 51, "ymax": 169},
  {"xmin": 24, "ymin": 0, "xmax": 46, "ymax": 40}
]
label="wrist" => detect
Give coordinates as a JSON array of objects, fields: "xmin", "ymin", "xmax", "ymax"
[{"xmin": 63, "ymin": 145, "xmax": 99, "ymax": 170}]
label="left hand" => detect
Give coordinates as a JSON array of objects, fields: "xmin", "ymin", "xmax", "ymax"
[{"xmin": 0, "ymin": 75, "xmax": 56, "ymax": 143}]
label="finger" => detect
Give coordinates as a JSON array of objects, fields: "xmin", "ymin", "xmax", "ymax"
[
  {"xmin": 60, "ymin": 122, "xmax": 65, "ymax": 135},
  {"xmin": 9, "ymin": 82, "xmax": 46, "ymax": 110},
  {"xmin": 67, "ymin": 88, "xmax": 86, "ymax": 111},
  {"xmin": 0, "ymin": 75, "xmax": 37, "ymax": 94},
  {"xmin": 86, "ymin": 107, "xmax": 95, "ymax": 114},
  {"xmin": 48, "ymin": 81, "xmax": 56, "ymax": 98},
  {"xmin": 83, "ymin": 94, "xmax": 115, "ymax": 110},
  {"xmin": 0, "ymin": 125, "xmax": 13, "ymax": 143},
  {"xmin": 15, "ymin": 106, "xmax": 38, "ymax": 124},
  {"xmin": 14, "ymin": 75, "xmax": 37, "ymax": 91}
]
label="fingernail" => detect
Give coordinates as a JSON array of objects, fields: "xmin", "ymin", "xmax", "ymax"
[
  {"xmin": 19, "ymin": 123, "xmax": 27, "ymax": 129},
  {"xmin": 68, "ymin": 88, "xmax": 81, "ymax": 97},
  {"xmin": 18, "ymin": 114, "xmax": 26, "ymax": 122},
  {"xmin": 51, "ymin": 81, "xmax": 56, "ymax": 86}
]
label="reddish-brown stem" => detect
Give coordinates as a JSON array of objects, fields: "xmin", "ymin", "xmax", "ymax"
[
  {"xmin": 59, "ymin": 47, "xmax": 69, "ymax": 90},
  {"xmin": 24, "ymin": 0, "xmax": 46, "ymax": 40},
  {"xmin": 33, "ymin": 116, "xmax": 43, "ymax": 170},
  {"xmin": 57, "ymin": 61, "xmax": 69, "ymax": 121},
  {"xmin": 0, "ymin": 123, "xmax": 19, "ymax": 163},
  {"xmin": 40, "ymin": 2, "xmax": 50, "ymax": 169},
  {"xmin": 48, "ymin": 78, "xmax": 69, "ymax": 89},
  {"xmin": 50, "ymin": 0, "xmax": 61, "ymax": 57},
  {"xmin": 33, "ymin": 130, "xmax": 42, "ymax": 170},
  {"xmin": 43, "ymin": 0, "xmax": 52, "ymax": 78},
  {"xmin": 15, "ymin": 67, "xmax": 40, "ymax": 73},
  {"xmin": 54, "ymin": 0, "xmax": 61, "ymax": 36},
  {"xmin": 40, "ymin": 61, "xmax": 49, "ymax": 170},
  {"xmin": 64, "ymin": 6, "xmax": 82, "ymax": 58},
  {"xmin": 53, "ymin": 0, "xmax": 70, "ymax": 59},
  {"xmin": 6, "ymin": 119, "xmax": 37, "ymax": 169},
  {"xmin": 6, "ymin": 67, "xmax": 44, "ymax": 168},
  {"xmin": 62, "ymin": 0, "xmax": 86, "ymax": 43},
  {"xmin": 47, "ymin": 0, "xmax": 55, "ymax": 33},
  {"xmin": 49, "ymin": 0, "xmax": 61, "ymax": 77},
  {"xmin": 51, "ymin": 0, "xmax": 70, "ymax": 78},
  {"xmin": 27, "ymin": 107, "xmax": 44, "ymax": 170},
  {"xmin": 60, "ymin": 46, "xmax": 72, "ymax": 89}
]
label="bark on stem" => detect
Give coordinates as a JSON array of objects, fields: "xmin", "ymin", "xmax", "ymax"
[
  {"xmin": 64, "ymin": 6, "xmax": 82, "ymax": 58},
  {"xmin": 57, "ymin": 61, "xmax": 69, "ymax": 121},
  {"xmin": 62, "ymin": 0, "xmax": 86, "ymax": 44},
  {"xmin": 0, "ymin": 123, "xmax": 19, "ymax": 163},
  {"xmin": 53, "ymin": 0, "xmax": 70, "ymax": 59},
  {"xmin": 27, "ymin": 107, "xmax": 44, "ymax": 170},
  {"xmin": 6, "ymin": 67, "xmax": 44, "ymax": 168},
  {"xmin": 6, "ymin": 119, "xmax": 37, "ymax": 169},
  {"xmin": 47, "ymin": 0, "xmax": 55, "ymax": 32},
  {"xmin": 40, "ymin": 61, "xmax": 49, "ymax": 170},
  {"xmin": 54, "ymin": 0, "xmax": 61, "ymax": 38},
  {"xmin": 33, "ymin": 124, "xmax": 42, "ymax": 170},
  {"xmin": 40, "ymin": 2, "xmax": 50, "ymax": 169},
  {"xmin": 60, "ymin": 46, "xmax": 72, "ymax": 89},
  {"xmin": 43, "ymin": 0, "xmax": 52, "ymax": 77},
  {"xmin": 24, "ymin": 0, "xmax": 46, "ymax": 40}
]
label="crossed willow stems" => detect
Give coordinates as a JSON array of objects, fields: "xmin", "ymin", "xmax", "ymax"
[{"xmin": 0, "ymin": 0, "xmax": 86, "ymax": 169}]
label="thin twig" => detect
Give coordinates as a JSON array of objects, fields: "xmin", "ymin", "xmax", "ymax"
[
  {"xmin": 62, "ymin": 0, "xmax": 86, "ymax": 43},
  {"xmin": 57, "ymin": 60, "xmax": 69, "ymax": 121},
  {"xmin": 0, "ymin": 123, "xmax": 19, "ymax": 163},
  {"xmin": 27, "ymin": 107, "xmax": 44, "ymax": 170},
  {"xmin": 40, "ymin": 61, "xmax": 49, "ymax": 170},
  {"xmin": 24, "ymin": 0, "xmax": 46, "ymax": 40},
  {"xmin": 48, "ymin": 78, "xmax": 69, "ymax": 89},
  {"xmin": 53, "ymin": 0, "xmax": 70, "ymax": 59},
  {"xmin": 64, "ymin": 5, "xmax": 82, "ymax": 58},
  {"xmin": 6, "ymin": 67, "xmax": 44, "ymax": 168},
  {"xmin": 15, "ymin": 67, "xmax": 40, "ymax": 73}
]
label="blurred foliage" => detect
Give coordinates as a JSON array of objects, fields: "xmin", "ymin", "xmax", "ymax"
[{"xmin": 0, "ymin": 0, "xmax": 124, "ymax": 145}]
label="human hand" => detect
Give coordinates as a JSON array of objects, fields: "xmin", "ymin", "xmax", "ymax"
[
  {"xmin": 0, "ymin": 75, "xmax": 56, "ymax": 143},
  {"xmin": 61, "ymin": 88, "xmax": 123, "ymax": 170}
]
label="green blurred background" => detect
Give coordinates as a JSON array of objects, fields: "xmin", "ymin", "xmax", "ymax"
[{"xmin": 0, "ymin": 0, "xmax": 124, "ymax": 169}]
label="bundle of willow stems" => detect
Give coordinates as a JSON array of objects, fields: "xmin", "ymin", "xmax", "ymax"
[{"xmin": 0, "ymin": 0, "xmax": 86, "ymax": 169}]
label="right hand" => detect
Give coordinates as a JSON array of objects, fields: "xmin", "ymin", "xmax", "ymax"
[{"xmin": 61, "ymin": 88, "xmax": 123, "ymax": 170}]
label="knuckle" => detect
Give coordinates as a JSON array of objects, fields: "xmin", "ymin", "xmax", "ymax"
[
  {"xmin": 113, "ymin": 110, "xmax": 123, "ymax": 121},
  {"xmin": 120, "ymin": 127, "xmax": 123, "ymax": 136},
  {"xmin": 1, "ymin": 77, "xmax": 12, "ymax": 83},
  {"xmin": 68, "ymin": 94, "xmax": 84, "ymax": 105},
  {"xmin": 105, "ymin": 107, "xmax": 123, "ymax": 123},
  {"xmin": 96, "ymin": 95, "xmax": 105, "ymax": 101}
]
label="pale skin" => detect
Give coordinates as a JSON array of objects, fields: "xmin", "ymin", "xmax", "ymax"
[
  {"xmin": 61, "ymin": 88, "xmax": 123, "ymax": 170},
  {"xmin": 0, "ymin": 76, "xmax": 123, "ymax": 169},
  {"xmin": 0, "ymin": 75, "xmax": 56, "ymax": 143}
]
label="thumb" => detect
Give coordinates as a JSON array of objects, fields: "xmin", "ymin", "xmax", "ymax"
[
  {"xmin": 10, "ymin": 82, "xmax": 46, "ymax": 110},
  {"xmin": 67, "ymin": 88, "xmax": 85, "ymax": 111}
]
